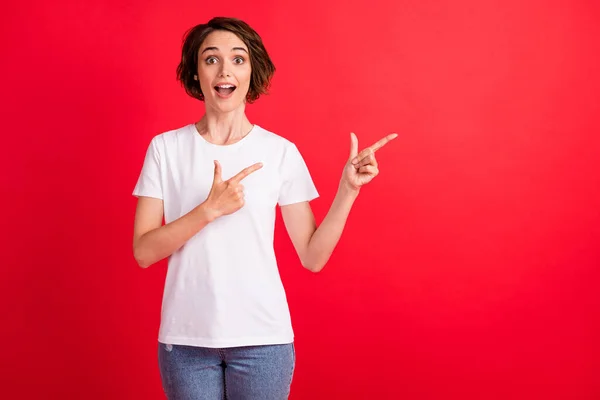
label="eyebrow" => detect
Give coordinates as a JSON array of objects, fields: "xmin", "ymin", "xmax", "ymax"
[{"xmin": 201, "ymin": 46, "xmax": 248, "ymax": 54}]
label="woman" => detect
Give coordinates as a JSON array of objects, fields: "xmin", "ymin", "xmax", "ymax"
[{"xmin": 132, "ymin": 16, "xmax": 396, "ymax": 400}]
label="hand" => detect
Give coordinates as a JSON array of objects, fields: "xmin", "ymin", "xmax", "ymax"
[
  {"xmin": 341, "ymin": 132, "xmax": 398, "ymax": 191},
  {"xmin": 203, "ymin": 160, "xmax": 263, "ymax": 219}
]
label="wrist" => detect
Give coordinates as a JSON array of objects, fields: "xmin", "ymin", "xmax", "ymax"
[
  {"xmin": 196, "ymin": 201, "xmax": 221, "ymax": 223},
  {"xmin": 338, "ymin": 179, "xmax": 360, "ymax": 198}
]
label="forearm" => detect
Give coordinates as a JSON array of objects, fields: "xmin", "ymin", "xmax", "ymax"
[
  {"xmin": 134, "ymin": 203, "xmax": 218, "ymax": 268},
  {"xmin": 304, "ymin": 182, "xmax": 359, "ymax": 272}
]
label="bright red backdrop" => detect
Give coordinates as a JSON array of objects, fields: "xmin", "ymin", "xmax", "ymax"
[{"xmin": 2, "ymin": 0, "xmax": 599, "ymax": 399}]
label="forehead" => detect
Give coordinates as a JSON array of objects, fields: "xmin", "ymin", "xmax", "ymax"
[{"xmin": 200, "ymin": 30, "xmax": 247, "ymax": 51}]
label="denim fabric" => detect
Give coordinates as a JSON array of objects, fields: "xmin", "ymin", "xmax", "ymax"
[{"xmin": 158, "ymin": 342, "xmax": 295, "ymax": 399}]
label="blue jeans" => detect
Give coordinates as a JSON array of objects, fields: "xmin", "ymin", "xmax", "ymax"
[{"xmin": 158, "ymin": 342, "xmax": 295, "ymax": 399}]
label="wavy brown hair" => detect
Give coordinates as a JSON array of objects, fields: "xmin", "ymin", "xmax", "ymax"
[{"xmin": 176, "ymin": 17, "xmax": 276, "ymax": 103}]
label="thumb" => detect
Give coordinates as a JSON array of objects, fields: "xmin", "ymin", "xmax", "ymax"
[
  {"xmin": 349, "ymin": 132, "xmax": 358, "ymax": 161},
  {"xmin": 213, "ymin": 160, "xmax": 222, "ymax": 183}
]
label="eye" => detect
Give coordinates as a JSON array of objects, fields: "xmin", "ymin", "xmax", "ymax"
[
  {"xmin": 205, "ymin": 56, "xmax": 218, "ymax": 65},
  {"xmin": 233, "ymin": 56, "xmax": 245, "ymax": 65}
]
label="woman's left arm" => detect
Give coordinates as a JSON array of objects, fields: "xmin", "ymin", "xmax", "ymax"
[{"xmin": 280, "ymin": 132, "xmax": 397, "ymax": 273}]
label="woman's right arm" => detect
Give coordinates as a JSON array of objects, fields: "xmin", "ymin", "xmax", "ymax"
[
  {"xmin": 133, "ymin": 197, "xmax": 218, "ymax": 268},
  {"xmin": 132, "ymin": 160, "xmax": 263, "ymax": 268}
]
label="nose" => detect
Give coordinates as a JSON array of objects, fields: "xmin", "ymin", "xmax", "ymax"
[{"xmin": 218, "ymin": 64, "xmax": 231, "ymax": 78}]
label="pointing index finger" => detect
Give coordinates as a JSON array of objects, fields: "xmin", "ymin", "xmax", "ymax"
[
  {"xmin": 228, "ymin": 162, "xmax": 263, "ymax": 183},
  {"xmin": 368, "ymin": 133, "xmax": 398, "ymax": 153}
]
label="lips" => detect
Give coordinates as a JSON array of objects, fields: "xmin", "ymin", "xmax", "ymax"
[{"xmin": 214, "ymin": 83, "xmax": 236, "ymax": 97}]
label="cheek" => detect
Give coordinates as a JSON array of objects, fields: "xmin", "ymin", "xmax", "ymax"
[
  {"xmin": 240, "ymin": 75, "xmax": 252, "ymax": 95},
  {"xmin": 197, "ymin": 75, "xmax": 210, "ymax": 92},
  {"xmin": 199, "ymin": 82, "xmax": 212, "ymax": 96},
  {"xmin": 240, "ymin": 66, "xmax": 252, "ymax": 85},
  {"xmin": 197, "ymin": 67, "xmax": 214, "ymax": 87}
]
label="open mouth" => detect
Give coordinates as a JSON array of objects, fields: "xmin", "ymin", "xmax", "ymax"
[{"xmin": 214, "ymin": 84, "xmax": 236, "ymax": 97}]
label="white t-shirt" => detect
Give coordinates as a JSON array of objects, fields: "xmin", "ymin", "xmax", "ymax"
[{"xmin": 132, "ymin": 123, "xmax": 319, "ymax": 348}]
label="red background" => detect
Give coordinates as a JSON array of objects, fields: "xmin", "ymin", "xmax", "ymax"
[{"xmin": 2, "ymin": 0, "xmax": 599, "ymax": 399}]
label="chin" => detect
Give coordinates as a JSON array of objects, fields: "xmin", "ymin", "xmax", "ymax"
[{"xmin": 209, "ymin": 99, "xmax": 245, "ymax": 113}]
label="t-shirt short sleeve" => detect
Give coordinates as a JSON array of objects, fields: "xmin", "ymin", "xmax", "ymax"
[
  {"xmin": 277, "ymin": 143, "xmax": 319, "ymax": 206},
  {"xmin": 132, "ymin": 137, "xmax": 163, "ymax": 199}
]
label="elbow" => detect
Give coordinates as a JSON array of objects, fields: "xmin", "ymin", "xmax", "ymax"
[
  {"xmin": 300, "ymin": 249, "xmax": 327, "ymax": 273},
  {"xmin": 302, "ymin": 259, "xmax": 325, "ymax": 273},
  {"xmin": 135, "ymin": 256, "xmax": 151, "ymax": 269},
  {"xmin": 133, "ymin": 246, "xmax": 152, "ymax": 269},
  {"xmin": 133, "ymin": 234, "xmax": 158, "ymax": 268}
]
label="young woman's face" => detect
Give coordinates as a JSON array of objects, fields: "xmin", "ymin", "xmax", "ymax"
[{"xmin": 197, "ymin": 30, "xmax": 251, "ymax": 113}]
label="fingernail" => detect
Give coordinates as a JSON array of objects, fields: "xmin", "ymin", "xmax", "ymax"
[{"xmin": 351, "ymin": 158, "xmax": 358, "ymax": 164}]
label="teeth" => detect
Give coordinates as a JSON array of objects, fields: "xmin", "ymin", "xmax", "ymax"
[{"xmin": 217, "ymin": 84, "xmax": 234, "ymax": 88}]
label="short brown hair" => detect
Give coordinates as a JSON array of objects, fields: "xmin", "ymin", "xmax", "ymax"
[{"xmin": 176, "ymin": 17, "xmax": 276, "ymax": 103}]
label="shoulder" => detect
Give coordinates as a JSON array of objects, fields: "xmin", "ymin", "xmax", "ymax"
[
  {"xmin": 147, "ymin": 124, "xmax": 194, "ymax": 150},
  {"xmin": 252, "ymin": 124, "xmax": 299, "ymax": 153},
  {"xmin": 252, "ymin": 125, "xmax": 311, "ymax": 174}
]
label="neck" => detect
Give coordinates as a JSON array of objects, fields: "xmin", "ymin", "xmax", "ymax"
[{"xmin": 196, "ymin": 103, "xmax": 253, "ymax": 145}]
